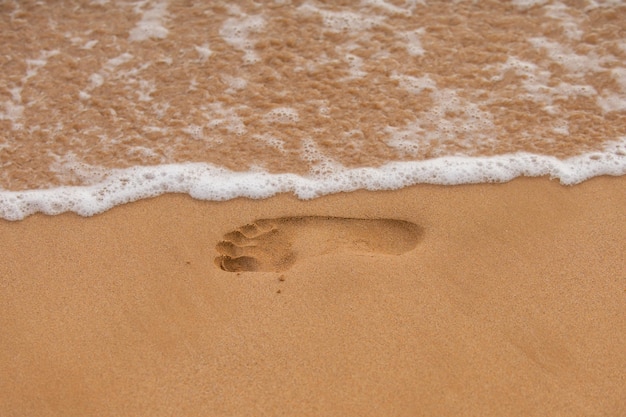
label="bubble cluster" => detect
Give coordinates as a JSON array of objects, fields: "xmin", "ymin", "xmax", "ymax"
[
  {"xmin": 2, "ymin": 0, "xmax": 625, "ymax": 219},
  {"xmin": 2, "ymin": 138, "xmax": 625, "ymax": 220},
  {"xmin": 298, "ymin": 5, "xmax": 385, "ymax": 32},
  {"xmin": 219, "ymin": 14, "xmax": 266, "ymax": 64},
  {"xmin": 265, "ymin": 107, "xmax": 299, "ymax": 124},
  {"xmin": 128, "ymin": 1, "xmax": 169, "ymax": 42}
]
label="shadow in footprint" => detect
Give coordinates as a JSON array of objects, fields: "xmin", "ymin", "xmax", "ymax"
[{"xmin": 215, "ymin": 216, "xmax": 423, "ymax": 272}]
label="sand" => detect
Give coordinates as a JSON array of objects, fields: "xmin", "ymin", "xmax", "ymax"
[{"xmin": 1, "ymin": 176, "xmax": 625, "ymax": 416}]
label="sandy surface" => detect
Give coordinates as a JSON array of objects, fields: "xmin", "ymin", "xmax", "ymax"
[{"xmin": 1, "ymin": 177, "xmax": 625, "ymax": 416}]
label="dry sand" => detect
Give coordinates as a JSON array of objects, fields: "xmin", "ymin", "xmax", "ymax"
[{"xmin": 1, "ymin": 177, "xmax": 625, "ymax": 416}]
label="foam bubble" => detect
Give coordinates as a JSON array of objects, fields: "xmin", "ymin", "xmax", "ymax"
[
  {"xmin": 344, "ymin": 53, "xmax": 367, "ymax": 78},
  {"xmin": 399, "ymin": 29, "xmax": 425, "ymax": 56},
  {"xmin": 104, "ymin": 53, "xmax": 133, "ymax": 71},
  {"xmin": 219, "ymin": 15, "xmax": 265, "ymax": 64},
  {"xmin": 529, "ymin": 37, "xmax": 612, "ymax": 76},
  {"xmin": 391, "ymin": 73, "xmax": 435, "ymax": 94},
  {"xmin": 613, "ymin": 68, "xmax": 626, "ymax": 91},
  {"xmin": 265, "ymin": 107, "xmax": 299, "ymax": 124},
  {"xmin": 544, "ymin": 2, "xmax": 583, "ymax": 40},
  {"xmin": 24, "ymin": 50, "xmax": 60, "ymax": 81},
  {"xmin": 298, "ymin": 4, "xmax": 385, "ymax": 32},
  {"xmin": 88, "ymin": 73, "xmax": 104, "ymax": 88},
  {"xmin": 2, "ymin": 138, "xmax": 625, "ymax": 220},
  {"xmin": 362, "ymin": 0, "xmax": 413, "ymax": 16},
  {"xmin": 195, "ymin": 43, "xmax": 213, "ymax": 62},
  {"xmin": 597, "ymin": 94, "xmax": 626, "ymax": 113},
  {"xmin": 205, "ymin": 102, "xmax": 247, "ymax": 136},
  {"xmin": 253, "ymin": 134, "xmax": 286, "ymax": 152},
  {"xmin": 81, "ymin": 40, "xmax": 99, "ymax": 50},
  {"xmin": 512, "ymin": 0, "xmax": 548, "ymax": 9},
  {"xmin": 129, "ymin": 1, "xmax": 169, "ymax": 42},
  {"xmin": 221, "ymin": 75, "xmax": 247, "ymax": 91},
  {"xmin": 596, "ymin": 65, "xmax": 626, "ymax": 112},
  {"xmin": 182, "ymin": 125, "xmax": 205, "ymax": 140}
]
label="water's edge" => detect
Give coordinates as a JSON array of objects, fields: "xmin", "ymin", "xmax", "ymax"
[{"xmin": 2, "ymin": 142, "xmax": 625, "ymax": 221}]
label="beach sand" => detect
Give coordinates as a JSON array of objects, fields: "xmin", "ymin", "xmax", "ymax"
[{"xmin": 1, "ymin": 177, "xmax": 625, "ymax": 416}]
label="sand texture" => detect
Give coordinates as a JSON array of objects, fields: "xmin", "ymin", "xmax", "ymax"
[{"xmin": 1, "ymin": 177, "xmax": 625, "ymax": 416}]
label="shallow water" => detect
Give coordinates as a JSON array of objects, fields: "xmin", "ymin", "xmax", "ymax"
[{"xmin": 1, "ymin": 0, "xmax": 625, "ymax": 219}]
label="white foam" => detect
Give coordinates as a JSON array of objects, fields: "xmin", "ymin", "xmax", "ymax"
[
  {"xmin": 182, "ymin": 124, "xmax": 205, "ymax": 140},
  {"xmin": 221, "ymin": 75, "xmax": 247, "ymax": 92},
  {"xmin": 0, "ymin": 97, "xmax": 24, "ymax": 130},
  {"xmin": 219, "ymin": 15, "xmax": 265, "ymax": 64},
  {"xmin": 88, "ymin": 73, "xmax": 104, "ymax": 89},
  {"xmin": 612, "ymin": 67, "xmax": 626, "ymax": 91},
  {"xmin": 585, "ymin": 0, "xmax": 625, "ymax": 9},
  {"xmin": 298, "ymin": 4, "xmax": 385, "ymax": 32},
  {"xmin": 529, "ymin": 37, "xmax": 614, "ymax": 76},
  {"xmin": 1, "ymin": 50, "xmax": 59, "ymax": 130},
  {"xmin": 399, "ymin": 29, "xmax": 425, "ymax": 57},
  {"xmin": 512, "ymin": 0, "xmax": 548, "ymax": 9},
  {"xmin": 79, "ymin": 53, "xmax": 133, "ymax": 99},
  {"xmin": 129, "ymin": 1, "xmax": 169, "ymax": 42},
  {"xmin": 204, "ymin": 102, "xmax": 246, "ymax": 136},
  {"xmin": 492, "ymin": 56, "xmax": 599, "ymax": 109},
  {"xmin": 391, "ymin": 73, "xmax": 435, "ymax": 94},
  {"xmin": 24, "ymin": 50, "xmax": 60, "ymax": 80},
  {"xmin": 544, "ymin": 2, "xmax": 583, "ymax": 40},
  {"xmin": 2, "ymin": 138, "xmax": 626, "ymax": 221},
  {"xmin": 103, "ymin": 53, "xmax": 134, "ymax": 71},
  {"xmin": 265, "ymin": 107, "xmax": 299, "ymax": 124},
  {"xmin": 597, "ymin": 93, "xmax": 626, "ymax": 113},
  {"xmin": 596, "ymin": 67, "xmax": 626, "ymax": 112},
  {"xmin": 385, "ymin": 87, "xmax": 496, "ymax": 156},
  {"xmin": 195, "ymin": 43, "xmax": 213, "ymax": 62},
  {"xmin": 344, "ymin": 53, "xmax": 367, "ymax": 78},
  {"xmin": 136, "ymin": 79, "xmax": 156, "ymax": 101},
  {"xmin": 551, "ymin": 120, "xmax": 569, "ymax": 135},
  {"xmin": 81, "ymin": 40, "xmax": 99, "ymax": 50},
  {"xmin": 362, "ymin": 0, "xmax": 413, "ymax": 16},
  {"xmin": 253, "ymin": 134, "xmax": 286, "ymax": 152}
]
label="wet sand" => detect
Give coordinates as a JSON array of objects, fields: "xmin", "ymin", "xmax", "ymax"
[
  {"xmin": 3, "ymin": 1, "xmax": 626, "ymax": 191},
  {"xmin": 1, "ymin": 176, "xmax": 625, "ymax": 416}
]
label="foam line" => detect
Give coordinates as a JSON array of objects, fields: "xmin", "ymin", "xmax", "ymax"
[{"xmin": 1, "ymin": 140, "xmax": 625, "ymax": 220}]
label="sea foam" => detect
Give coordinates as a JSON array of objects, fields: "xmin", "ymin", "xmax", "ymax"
[
  {"xmin": 1, "ymin": 138, "xmax": 625, "ymax": 221},
  {"xmin": 2, "ymin": 1, "xmax": 626, "ymax": 221}
]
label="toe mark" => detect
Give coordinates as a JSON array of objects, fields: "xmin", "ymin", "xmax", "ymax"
[{"xmin": 216, "ymin": 255, "xmax": 260, "ymax": 272}]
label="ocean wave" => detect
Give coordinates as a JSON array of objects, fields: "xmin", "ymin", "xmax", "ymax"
[{"xmin": 2, "ymin": 138, "xmax": 625, "ymax": 220}]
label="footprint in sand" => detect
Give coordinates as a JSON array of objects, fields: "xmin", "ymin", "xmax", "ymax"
[{"xmin": 215, "ymin": 216, "xmax": 423, "ymax": 272}]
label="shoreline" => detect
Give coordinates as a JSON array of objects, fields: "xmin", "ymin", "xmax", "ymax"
[
  {"xmin": 1, "ymin": 176, "xmax": 625, "ymax": 416},
  {"xmin": 2, "ymin": 145, "xmax": 626, "ymax": 220}
]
